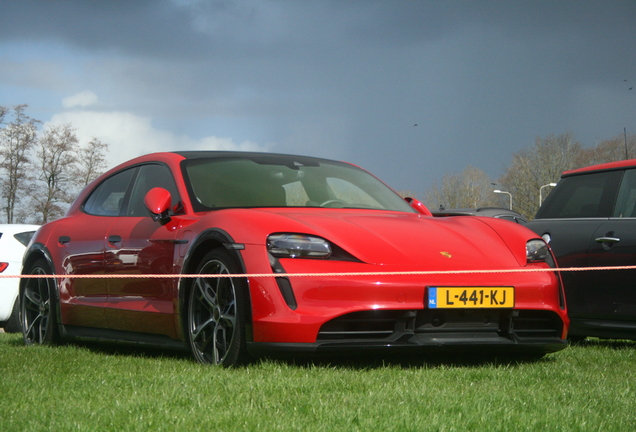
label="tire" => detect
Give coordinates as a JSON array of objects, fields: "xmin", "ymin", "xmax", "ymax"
[
  {"xmin": 187, "ymin": 249, "xmax": 250, "ymax": 366},
  {"xmin": 4, "ymin": 297, "xmax": 22, "ymax": 333},
  {"xmin": 20, "ymin": 259, "xmax": 59, "ymax": 345}
]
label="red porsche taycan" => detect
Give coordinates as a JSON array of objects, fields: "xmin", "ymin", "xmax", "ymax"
[{"xmin": 20, "ymin": 151, "xmax": 568, "ymax": 365}]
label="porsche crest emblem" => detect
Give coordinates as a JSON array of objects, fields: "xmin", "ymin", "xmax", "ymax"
[{"xmin": 440, "ymin": 251, "xmax": 452, "ymax": 258}]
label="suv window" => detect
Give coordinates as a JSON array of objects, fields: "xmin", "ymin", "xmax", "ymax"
[
  {"xmin": 613, "ymin": 169, "xmax": 636, "ymax": 217},
  {"xmin": 535, "ymin": 170, "xmax": 622, "ymax": 219}
]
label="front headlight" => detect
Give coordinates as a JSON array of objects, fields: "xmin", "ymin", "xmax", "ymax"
[
  {"xmin": 267, "ymin": 234, "xmax": 332, "ymax": 259},
  {"xmin": 526, "ymin": 239, "xmax": 550, "ymax": 263}
]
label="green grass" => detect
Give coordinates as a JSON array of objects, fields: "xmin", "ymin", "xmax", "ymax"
[{"xmin": 0, "ymin": 333, "xmax": 634, "ymax": 431}]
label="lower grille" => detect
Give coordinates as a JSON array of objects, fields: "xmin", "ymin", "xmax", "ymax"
[
  {"xmin": 316, "ymin": 309, "xmax": 562, "ymax": 342},
  {"xmin": 316, "ymin": 310, "xmax": 416, "ymax": 340}
]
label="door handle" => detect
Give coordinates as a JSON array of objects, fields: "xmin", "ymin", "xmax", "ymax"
[
  {"xmin": 595, "ymin": 236, "xmax": 620, "ymax": 243},
  {"xmin": 108, "ymin": 235, "xmax": 122, "ymax": 243}
]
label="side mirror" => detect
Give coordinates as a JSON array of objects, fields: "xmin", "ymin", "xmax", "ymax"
[
  {"xmin": 404, "ymin": 197, "xmax": 432, "ymax": 216},
  {"xmin": 144, "ymin": 187, "xmax": 172, "ymax": 222}
]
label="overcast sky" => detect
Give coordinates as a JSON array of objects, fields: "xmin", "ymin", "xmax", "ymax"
[{"xmin": 2, "ymin": 0, "xmax": 635, "ymax": 195}]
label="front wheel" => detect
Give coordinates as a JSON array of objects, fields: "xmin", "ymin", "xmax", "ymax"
[
  {"xmin": 20, "ymin": 259, "xmax": 59, "ymax": 345},
  {"xmin": 187, "ymin": 249, "xmax": 250, "ymax": 366}
]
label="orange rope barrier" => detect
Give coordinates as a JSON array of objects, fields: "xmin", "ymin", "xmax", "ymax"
[{"xmin": 4, "ymin": 265, "xmax": 636, "ymax": 279}]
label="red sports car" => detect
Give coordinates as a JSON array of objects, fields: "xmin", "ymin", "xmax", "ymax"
[{"xmin": 20, "ymin": 151, "xmax": 568, "ymax": 365}]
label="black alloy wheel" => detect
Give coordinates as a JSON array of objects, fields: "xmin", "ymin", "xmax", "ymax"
[
  {"xmin": 187, "ymin": 249, "xmax": 250, "ymax": 366},
  {"xmin": 20, "ymin": 259, "xmax": 59, "ymax": 345}
]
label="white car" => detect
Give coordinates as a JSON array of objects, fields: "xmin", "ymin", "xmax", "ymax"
[{"xmin": 0, "ymin": 224, "xmax": 40, "ymax": 333}]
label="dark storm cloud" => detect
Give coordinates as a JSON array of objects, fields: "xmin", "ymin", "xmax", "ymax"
[{"xmin": 3, "ymin": 1, "xmax": 634, "ymax": 90}]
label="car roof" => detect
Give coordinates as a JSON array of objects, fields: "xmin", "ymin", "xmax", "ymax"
[
  {"xmin": 563, "ymin": 158, "xmax": 636, "ymax": 177},
  {"xmin": 119, "ymin": 151, "xmax": 352, "ymax": 170},
  {"xmin": 172, "ymin": 151, "xmax": 350, "ymax": 166},
  {"xmin": 98, "ymin": 151, "xmax": 356, "ymax": 184}
]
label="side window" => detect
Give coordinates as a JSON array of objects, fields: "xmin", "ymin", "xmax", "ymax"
[
  {"xmin": 613, "ymin": 169, "xmax": 636, "ymax": 217},
  {"xmin": 14, "ymin": 231, "xmax": 36, "ymax": 246},
  {"xmin": 535, "ymin": 170, "xmax": 622, "ymax": 219},
  {"xmin": 83, "ymin": 168, "xmax": 136, "ymax": 216},
  {"xmin": 125, "ymin": 164, "xmax": 181, "ymax": 217}
]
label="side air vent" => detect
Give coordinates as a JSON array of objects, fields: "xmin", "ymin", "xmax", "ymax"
[{"xmin": 510, "ymin": 310, "xmax": 562, "ymax": 339}]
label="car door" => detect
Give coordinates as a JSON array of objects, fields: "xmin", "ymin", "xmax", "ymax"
[
  {"xmin": 55, "ymin": 168, "xmax": 136, "ymax": 328},
  {"xmin": 528, "ymin": 169, "xmax": 623, "ymax": 318},
  {"xmin": 104, "ymin": 163, "xmax": 182, "ymax": 338},
  {"xmin": 585, "ymin": 168, "xmax": 636, "ymax": 322}
]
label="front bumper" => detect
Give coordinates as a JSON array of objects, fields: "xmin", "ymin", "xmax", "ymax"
[{"xmin": 248, "ymin": 307, "xmax": 567, "ymax": 356}]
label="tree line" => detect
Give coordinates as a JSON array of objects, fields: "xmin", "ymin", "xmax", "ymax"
[
  {"xmin": 421, "ymin": 131, "xmax": 636, "ymax": 220},
  {"xmin": 2, "ymin": 103, "xmax": 634, "ymax": 225},
  {"xmin": 0, "ymin": 104, "xmax": 109, "ymax": 224}
]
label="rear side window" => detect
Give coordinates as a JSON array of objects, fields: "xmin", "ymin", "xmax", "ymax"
[
  {"xmin": 14, "ymin": 231, "xmax": 36, "ymax": 246},
  {"xmin": 535, "ymin": 170, "xmax": 622, "ymax": 219},
  {"xmin": 83, "ymin": 168, "xmax": 136, "ymax": 216}
]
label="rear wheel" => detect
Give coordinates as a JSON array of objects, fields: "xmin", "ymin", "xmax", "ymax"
[
  {"xmin": 187, "ymin": 249, "xmax": 250, "ymax": 366},
  {"xmin": 20, "ymin": 259, "xmax": 59, "ymax": 345}
]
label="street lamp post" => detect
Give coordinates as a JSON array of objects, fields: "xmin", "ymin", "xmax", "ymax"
[
  {"xmin": 539, "ymin": 183, "xmax": 557, "ymax": 206},
  {"xmin": 493, "ymin": 190, "xmax": 512, "ymax": 210}
]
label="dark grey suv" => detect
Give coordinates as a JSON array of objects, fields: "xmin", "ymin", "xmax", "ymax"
[{"xmin": 527, "ymin": 159, "xmax": 636, "ymax": 340}]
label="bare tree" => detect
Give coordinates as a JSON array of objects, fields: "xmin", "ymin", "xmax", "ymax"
[
  {"xmin": 73, "ymin": 137, "xmax": 109, "ymax": 189},
  {"xmin": 424, "ymin": 166, "xmax": 499, "ymax": 210},
  {"xmin": 0, "ymin": 105, "xmax": 40, "ymax": 223},
  {"xmin": 32, "ymin": 123, "xmax": 79, "ymax": 223},
  {"xmin": 498, "ymin": 132, "xmax": 582, "ymax": 220},
  {"xmin": 578, "ymin": 133, "xmax": 636, "ymax": 166}
]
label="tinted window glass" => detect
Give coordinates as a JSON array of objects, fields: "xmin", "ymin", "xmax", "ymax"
[
  {"xmin": 14, "ymin": 231, "xmax": 36, "ymax": 246},
  {"xmin": 125, "ymin": 164, "xmax": 181, "ymax": 217},
  {"xmin": 182, "ymin": 157, "xmax": 414, "ymax": 212},
  {"xmin": 498, "ymin": 215, "xmax": 527, "ymax": 224},
  {"xmin": 613, "ymin": 169, "xmax": 636, "ymax": 217},
  {"xmin": 83, "ymin": 168, "xmax": 136, "ymax": 216},
  {"xmin": 535, "ymin": 170, "xmax": 622, "ymax": 219},
  {"xmin": 326, "ymin": 177, "xmax": 382, "ymax": 208}
]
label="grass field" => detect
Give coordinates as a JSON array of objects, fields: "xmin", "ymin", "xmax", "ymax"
[{"xmin": 0, "ymin": 333, "xmax": 634, "ymax": 431}]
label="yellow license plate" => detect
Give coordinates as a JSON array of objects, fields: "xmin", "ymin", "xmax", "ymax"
[{"xmin": 428, "ymin": 287, "xmax": 514, "ymax": 308}]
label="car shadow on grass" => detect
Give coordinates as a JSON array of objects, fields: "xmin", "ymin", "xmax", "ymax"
[
  {"xmin": 0, "ymin": 332, "xmax": 190, "ymax": 359},
  {"xmin": 262, "ymin": 350, "xmax": 556, "ymax": 370},
  {"xmin": 569, "ymin": 337, "xmax": 636, "ymax": 350},
  {"xmin": 70, "ymin": 341, "xmax": 193, "ymax": 362},
  {"xmin": 12, "ymin": 331, "xmax": 631, "ymax": 369},
  {"xmin": 43, "ymin": 338, "xmax": 554, "ymax": 368}
]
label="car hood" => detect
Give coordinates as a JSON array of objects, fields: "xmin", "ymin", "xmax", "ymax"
[{"xmin": 220, "ymin": 209, "xmax": 528, "ymax": 268}]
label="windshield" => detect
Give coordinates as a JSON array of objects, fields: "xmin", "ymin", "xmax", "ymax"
[{"xmin": 181, "ymin": 155, "xmax": 415, "ymax": 213}]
